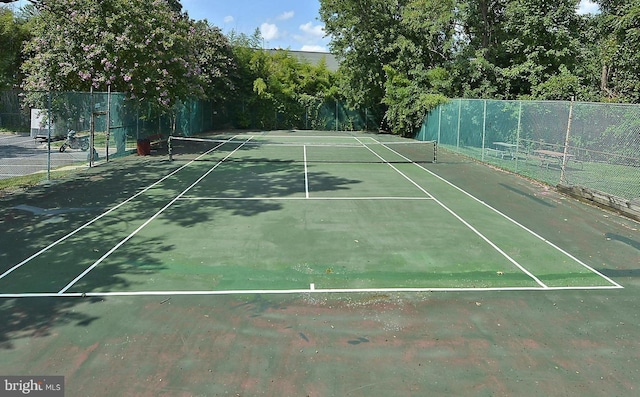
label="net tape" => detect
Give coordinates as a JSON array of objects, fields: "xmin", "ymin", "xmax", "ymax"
[{"xmin": 167, "ymin": 136, "xmax": 437, "ymax": 164}]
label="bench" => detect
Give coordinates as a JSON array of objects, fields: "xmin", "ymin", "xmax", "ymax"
[
  {"xmin": 530, "ymin": 154, "xmax": 583, "ymax": 170},
  {"xmin": 485, "ymin": 148, "xmax": 509, "ymax": 159},
  {"xmin": 146, "ymin": 133, "xmax": 166, "ymax": 146},
  {"xmin": 536, "ymin": 156, "xmax": 553, "ymax": 169}
]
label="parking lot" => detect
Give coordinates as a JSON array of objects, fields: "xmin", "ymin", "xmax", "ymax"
[{"xmin": 0, "ymin": 132, "xmax": 102, "ymax": 179}]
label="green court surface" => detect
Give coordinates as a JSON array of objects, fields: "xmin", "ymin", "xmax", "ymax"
[
  {"xmin": 1, "ymin": 130, "xmax": 639, "ymax": 396},
  {"xmin": 0, "ymin": 131, "xmax": 619, "ymax": 296}
]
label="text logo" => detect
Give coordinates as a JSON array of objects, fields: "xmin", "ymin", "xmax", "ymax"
[{"xmin": 0, "ymin": 377, "xmax": 64, "ymax": 397}]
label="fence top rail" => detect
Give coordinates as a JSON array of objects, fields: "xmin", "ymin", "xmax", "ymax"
[{"xmin": 446, "ymin": 97, "xmax": 640, "ymax": 108}]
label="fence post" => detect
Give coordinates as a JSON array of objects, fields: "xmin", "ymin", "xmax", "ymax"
[
  {"xmin": 106, "ymin": 85, "xmax": 111, "ymax": 162},
  {"xmin": 481, "ymin": 100, "xmax": 487, "ymax": 161},
  {"xmin": 89, "ymin": 87, "xmax": 95, "ymax": 168},
  {"xmin": 456, "ymin": 99, "xmax": 462, "ymax": 150},
  {"xmin": 438, "ymin": 105, "xmax": 442, "ymax": 144},
  {"xmin": 560, "ymin": 97, "xmax": 575, "ymax": 185},
  {"xmin": 515, "ymin": 101, "xmax": 523, "ymax": 173},
  {"xmin": 336, "ymin": 100, "xmax": 339, "ymax": 131},
  {"xmin": 47, "ymin": 91, "xmax": 52, "ymax": 180}
]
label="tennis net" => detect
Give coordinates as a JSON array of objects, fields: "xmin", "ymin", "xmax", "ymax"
[{"xmin": 167, "ymin": 135, "xmax": 437, "ymax": 164}]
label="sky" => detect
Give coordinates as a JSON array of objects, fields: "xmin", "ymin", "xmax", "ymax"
[
  {"xmin": 181, "ymin": 0, "xmax": 330, "ymax": 52},
  {"xmin": 183, "ymin": 0, "xmax": 600, "ymax": 52},
  {"xmin": 9, "ymin": 0, "xmax": 601, "ymax": 53}
]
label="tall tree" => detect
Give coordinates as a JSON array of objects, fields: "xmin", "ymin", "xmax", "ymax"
[
  {"xmin": 501, "ymin": 0, "xmax": 583, "ymax": 97},
  {"xmin": 595, "ymin": 0, "xmax": 640, "ymax": 101},
  {"xmin": 0, "ymin": 6, "xmax": 30, "ymax": 88},
  {"xmin": 21, "ymin": 0, "xmax": 203, "ymax": 113},
  {"xmin": 320, "ymin": 0, "xmax": 402, "ymax": 111},
  {"xmin": 191, "ymin": 20, "xmax": 236, "ymax": 104},
  {"xmin": 319, "ymin": 0, "xmax": 454, "ymax": 134},
  {"xmin": 454, "ymin": 0, "xmax": 586, "ymax": 100}
]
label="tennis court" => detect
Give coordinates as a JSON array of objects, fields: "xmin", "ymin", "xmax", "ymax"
[
  {"xmin": 0, "ymin": 131, "xmax": 621, "ymax": 297},
  {"xmin": 1, "ymin": 130, "xmax": 638, "ymax": 396}
]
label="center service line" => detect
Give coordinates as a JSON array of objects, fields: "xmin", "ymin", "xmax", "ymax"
[{"xmin": 303, "ymin": 145, "xmax": 310, "ymax": 199}]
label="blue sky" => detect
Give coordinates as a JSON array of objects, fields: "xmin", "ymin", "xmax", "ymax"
[
  {"xmin": 181, "ymin": 0, "xmax": 331, "ymax": 52},
  {"xmin": 182, "ymin": 0, "xmax": 599, "ymax": 52},
  {"xmin": 9, "ymin": 0, "xmax": 600, "ymax": 53}
]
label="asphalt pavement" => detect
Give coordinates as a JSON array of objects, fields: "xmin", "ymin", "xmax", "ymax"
[{"xmin": 0, "ymin": 133, "xmax": 105, "ymax": 179}]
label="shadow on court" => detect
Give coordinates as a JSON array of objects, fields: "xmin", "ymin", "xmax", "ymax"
[
  {"xmin": 499, "ymin": 182, "xmax": 556, "ymax": 208},
  {"xmin": 0, "ymin": 147, "xmax": 364, "ymax": 347},
  {"xmin": 0, "ymin": 145, "xmax": 639, "ymax": 395},
  {"xmin": 605, "ymin": 232, "xmax": 640, "ymax": 251},
  {"xmin": 0, "ymin": 297, "xmax": 101, "ymax": 350},
  {"xmin": 0, "ymin": 156, "xmax": 176, "ymax": 347}
]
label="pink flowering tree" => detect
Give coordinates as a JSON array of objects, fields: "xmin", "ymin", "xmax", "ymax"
[{"xmin": 21, "ymin": 0, "xmax": 204, "ymax": 114}]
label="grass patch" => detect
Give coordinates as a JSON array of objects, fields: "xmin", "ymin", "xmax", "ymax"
[
  {"xmin": 0, "ymin": 128, "xmax": 29, "ymax": 134},
  {"xmin": 0, "ymin": 169, "xmax": 77, "ymax": 196}
]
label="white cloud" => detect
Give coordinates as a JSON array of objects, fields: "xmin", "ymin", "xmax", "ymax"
[
  {"xmin": 299, "ymin": 22, "xmax": 325, "ymax": 39},
  {"xmin": 301, "ymin": 45, "xmax": 327, "ymax": 53},
  {"xmin": 223, "ymin": 16, "xmax": 234, "ymax": 24},
  {"xmin": 577, "ymin": 0, "xmax": 599, "ymax": 15},
  {"xmin": 278, "ymin": 11, "xmax": 295, "ymax": 21},
  {"xmin": 292, "ymin": 21, "xmax": 329, "ymax": 52},
  {"xmin": 261, "ymin": 23, "xmax": 280, "ymax": 41}
]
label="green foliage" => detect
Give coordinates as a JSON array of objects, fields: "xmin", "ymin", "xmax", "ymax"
[
  {"xmin": 21, "ymin": 0, "xmax": 202, "ymax": 114},
  {"xmin": 11, "ymin": 0, "xmax": 640, "ymax": 137},
  {"xmin": 595, "ymin": 0, "xmax": 640, "ymax": 101},
  {"xmin": 383, "ymin": 65, "xmax": 448, "ymax": 136},
  {"xmin": 319, "ymin": 0, "xmax": 454, "ymax": 134},
  {"xmin": 190, "ymin": 21, "xmax": 235, "ymax": 104},
  {"xmin": 454, "ymin": 0, "xmax": 587, "ymax": 100},
  {"xmin": 0, "ymin": 6, "xmax": 30, "ymax": 88}
]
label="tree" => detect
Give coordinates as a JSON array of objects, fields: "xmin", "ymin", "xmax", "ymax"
[
  {"xmin": 320, "ymin": 0, "xmax": 404, "ymax": 111},
  {"xmin": 453, "ymin": 0, "xmax": 587, "ymax": 100},
  {"xmin": 21, "ymin": 0, "xmax": 202, "ymax": 113},
  {"xmin": 191, "ymin": 20, "xmax": 236, "ymax": 104},
  {"xmin": 0, "ymin": 5, "xmax": 30, "ymax": 88},
  {"xmin": 594, "ymin": 0, "xmax": 640, "ymax": 101},
  {"xmin": 501, "ymin": 0, "xmax": 584, "ymax": 97},
  {"xmin": 319, "ymin": 0, "xmax": 455, "ymax": 134}
]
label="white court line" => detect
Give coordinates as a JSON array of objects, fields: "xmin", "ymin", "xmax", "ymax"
[
  {"xmin": 356, "ymin": 137, "xmax": 549, "ymax": 289},
  {"xmin": 378, "ymin": 139, "xmax": 623, "ymax": 289},
  {"xmin": 0, "ymin": 284, "xmax": 624, "ymax": 299},
  {"xmin": 57, "ymin": 137, "xmax": 255, "ymax": 294},
  {"xmin": 0, "ymin": 136, "xmax": 241, "ymax": 282},
  {"xmin": 3, "ymin": 135, "xmax": 623, "ymax": 296},
  {"xmin": 303, "ymin": 145, "xmax": 310, "ymax": 198},
  {"xmin": 176, "ymin": 196, "xmax": 434, "ymax": 201},
  {"xmin": 254, "ymin": 134, "xmax": 360, "ymax": 139}
]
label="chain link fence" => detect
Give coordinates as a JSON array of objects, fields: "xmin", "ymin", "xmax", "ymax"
[
  {"xmin": 211, "ymin": 96, "xmax": 380, "ymax": 132},
  {"xmin": 0, "ymin": 90, "xmax": 214, "ymax": 181},
  {"xmin": 1, "ymin": 90, "xmax": 380, "ymax": 182},
  {"xmin": 417, "ymin": 99, "xmax": 640, "ymax": 208}
]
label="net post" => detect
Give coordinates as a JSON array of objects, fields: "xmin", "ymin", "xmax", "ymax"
[{"xmin": 168, "ymin": 136, "xmax": 173, "ymax": 161}]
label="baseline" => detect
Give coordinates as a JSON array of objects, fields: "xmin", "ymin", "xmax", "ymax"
[
  {"xmin": 0, "ymin": 283, "xmax": 623, "ymax": 299},
  {"xmin": 177, "ymin": 196, "xmax": 435, "ymax": 201}
]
